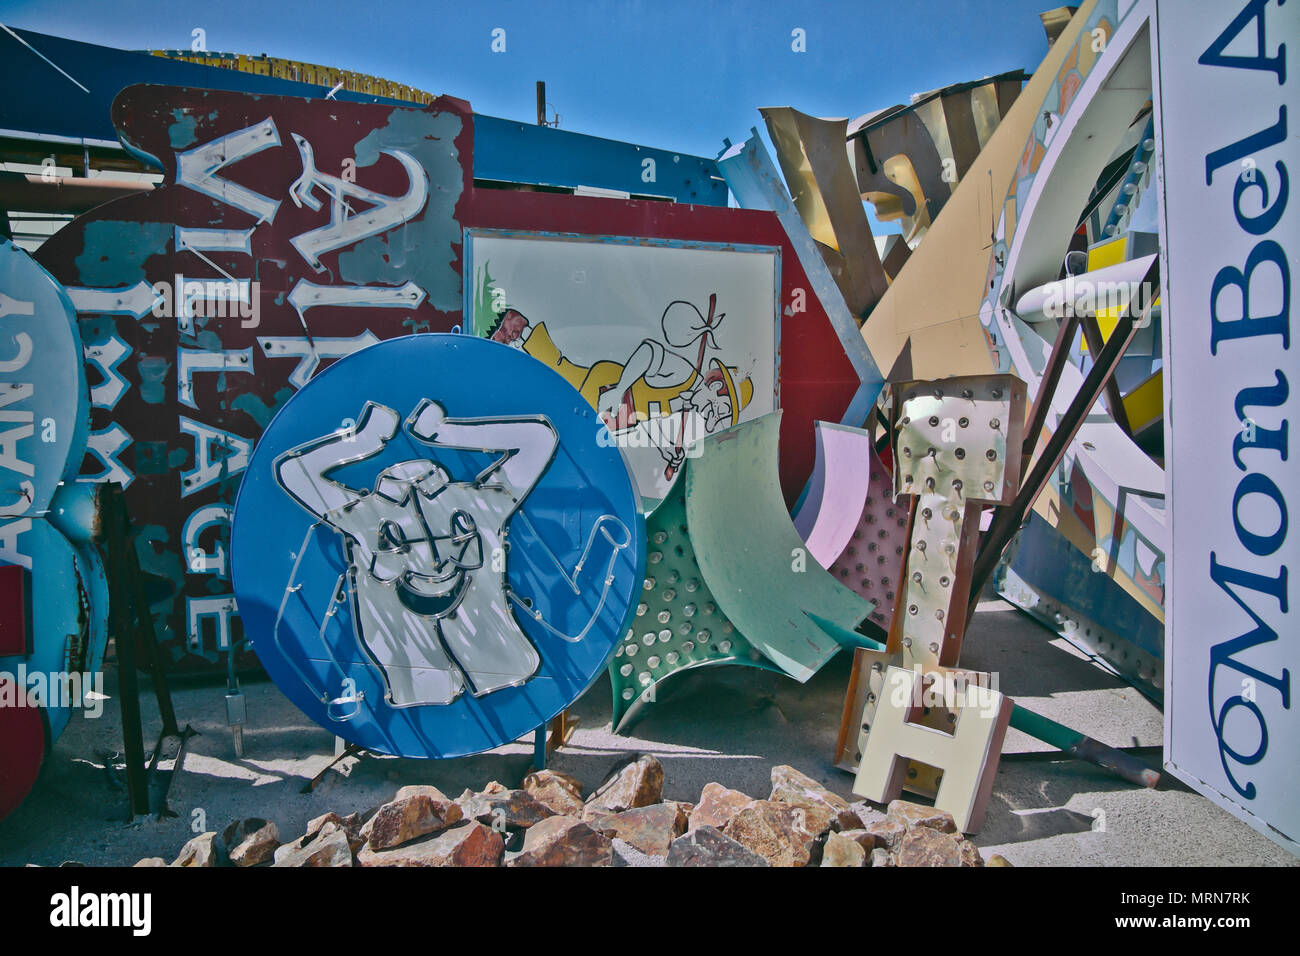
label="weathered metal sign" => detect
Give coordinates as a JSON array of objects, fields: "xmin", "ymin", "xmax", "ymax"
[
  {"xmin": 469, "ymin": 187, "xmax": 865, "ymax": 511},
  {"xmin": 467, "ymin": 230, "xmax": 779, "ymax": 505},
  {"xmin": 1156, "ymin": 0, "xmax": 1298, "ymax": 854},
  {"xmin": 30, "ymin": 83, "xmax": 868, "ymax": 671},
  {"xmin": 0, "ymin": 241, "xmax": 102, "ymax": 792},
  {"xmin": 230, "ymin": 334, "xmax": 644, "ymax": 758},
  {"xmin": 35, "ymin": 84, "xmax": 473, "ymax": 667},
  {"xmin": 0, "ymin": 239, "xmax": 89, "ymax": 533}
]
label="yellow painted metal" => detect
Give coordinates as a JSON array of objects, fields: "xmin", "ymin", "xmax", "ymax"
[
  {"xmin": 1082, "ymin": 235, "xmax": 1162, "ymax": 348},
  {"xmin": 1123, "ymin": 367, "xmax": 1164, "ymax": 435},
  {"xmin": 836, "ymin": 646, "xmax": 995, "ymax": 803},
  {"xmin": 149, "ymin": 49, "xmax": 435, "ymax": 104},
  {"xmin": 761, "ymin": 107, "xmax": 889, "ymax": 316},
  {"xmin": 858, "ymin": 0, "xmax": 1101, "ymax": 381},
  {"xmin": 1084, "ymin": 235, "xmax": 1128, "ymax": 347}
]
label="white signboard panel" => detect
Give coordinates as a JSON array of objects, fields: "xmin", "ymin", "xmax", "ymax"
[
  {"xmin": 1156, "ymin": 0, "xmax": 1299, "ymax": 854},
  {"xmin": 465, "ymin": 231, "xmax": 779, "ymax": 505}
]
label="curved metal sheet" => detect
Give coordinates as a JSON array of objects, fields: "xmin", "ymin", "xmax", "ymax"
[
  {"xmin": 760, "ymin": 107, "xmax": 888, "ymax": 316},
  {"xmin": 0, "ymin": 239, "xmax": 89, "ymax": 521},
  {"xmin": 0, "ymin": 519, "xmax": 90, "ymax": 743},
  {"xmin": 792, "ymin": 421, "xmax": 873, "ymax": 568},
  {"xmin": 716, "ymin": 129, "xmax": 884, "ymax": 425},
  {"xmin": 231, "ymin": 334, "xmax": 645, "ymax": 759},
  {"xmin": 823, "ymin": 439, "xmax": 910, "ymax": 633},
  {"xmin": 608, "ymin": 475, "xmax": 781, "ymax": 733},
  {"xmin": 685, "ymin": 412, "xmax": 873, "ymax": 682}
]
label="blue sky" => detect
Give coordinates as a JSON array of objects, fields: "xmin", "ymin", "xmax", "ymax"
[{"xmin": 1, "ymin": 0, "xmax": 1054, "ymax": 231}]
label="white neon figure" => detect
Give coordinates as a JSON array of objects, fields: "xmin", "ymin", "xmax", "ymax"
[
  {"xmin": 274, "ymin": 400, "xmax": 569, "ymax": 707},
  {"xmin": 287, "ymin": 134, "xmax": 428, "ymax": 272}
]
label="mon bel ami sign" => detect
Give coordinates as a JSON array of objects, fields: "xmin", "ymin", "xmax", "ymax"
[{"xmin": 1158, "ymin": 0, "xmax": 1297, "ymax": 854}]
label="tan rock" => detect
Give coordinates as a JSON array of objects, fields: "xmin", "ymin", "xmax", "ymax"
[
  {"xmin": 667, "ymin": 826, "xmax": 770, "ymax": 867},
  {"xmin": 222, "ymin": 818, "xmax": 280, "ymax": 867},
  {"xmin": 459, "ymin": 788, "xmax": 554, "ymax": 831},
  {"xmin": 723, "ymin": 800, "xmax": 834, "ymax": 867},
  {"xmin": 604, "ymin": 802, "xmax": 688, "ymax": 856},
  {"xmin": 585, "ymin": 754, "xmax": 664, "ymax": 813},
  {"xmin": 689, "ymin": 782, "xmax": 755, "ymax": 831},
  {"xmin": 171, "ymin": 832, "xmax": 220, "ymax": 868},
  {"xmin": 863, "ymin": 818, "xmax": 907, "ymax": 853},
  {"xmin": 988, "ymin": 853, "xmax": 1013, "ymax": 867},
  {"xmin": 521, "ymin": 769, "xmax": 585, "ymax": 816},
  {"xmin": 361, "ymin": 792, "xmax": 462, "ymax": 850},
  {"xmin": 522, "ymin": 769, "xmax": 582, "ymax": 797},
  {"xmin": 869, "ymin": 847, "xmax": 894, "ymax": 867},
  {"xmin": 581, "ymin": 806, "xmax": 620, "ymax": 837},
  {"xmin": 821, "ymin": 831, "xmax": 866, "ymax": 867},
  {"xmin": 357, "ymin": 821, "xmax": 502, "ymax": 867},
  {"xmin": 958, "ymin": 838, "xmax": 985, "ymax": 867},
  {"xmin": 506, "ymin": 816, "xmax": 613, "ymax": 867},
  {"xmin": 837, "ymin": 828, "xmax": 880, "ymax": 853},
  {"xmin": 395, "ymin": 784, "xmax": 451, "ymax": 802},
  {"xmin": 848, "ymin": 801, "xmax": 889, "ymax": 828},
  {"xmin": 318, "ymin": 820, "xmax": 366, "ymax": 856},
  {"xmin": 770, "ymin": 765, "xmax": 852, "ymax": 819},
  {"xmin": 272, "ymin": 829, "xmax": 353, "ymax": 867},
  {"xmin": 831, "ymin": 807, "xmax": 868, "ymax": 831},
  {"xmin": 133, "ymin": 858, "xmax": 166, "ymax": 867},
  {"xmin": 281, "ymin": 811, "xmax": 365, "ymax": 857},
  {"xmin": 887, "ymin": 799, "xmax": 958, "ymax": 834},
  {"xmin": 896, "ymin": 825, "xmax": 964, "ymax": 867}
]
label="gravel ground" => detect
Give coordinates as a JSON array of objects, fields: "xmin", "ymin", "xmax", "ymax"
[{"xmin": 0, "ymin": 598, "xmax": 1294, "ymax": 867}]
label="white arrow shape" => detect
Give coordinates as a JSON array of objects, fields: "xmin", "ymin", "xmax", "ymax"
[
  {"xmin": 0, "ymin": 292, "xmax": 35, "ymax": 318},
  {"xmin": 66, "ymin": 281, "xmax": 162, "ymax": 319},
  {"xmin": 83, "ymin": 333, "xmax": 131, "ymax": 410},
  {"xmin": 285, "ymin": 280, "xmax": 426, "ymax": 317},
  {"xmin": 256, "ymin": 330, "xmax": 382, "ymax": 389},
  {"xmin": 78, "ymin": 423, "xmax": 134, "ymax": 488}
]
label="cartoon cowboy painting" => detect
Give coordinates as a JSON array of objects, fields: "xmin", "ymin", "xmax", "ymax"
[{"xmin": 488, "ymin": 296, "xmax": 754, "ymax": 477}]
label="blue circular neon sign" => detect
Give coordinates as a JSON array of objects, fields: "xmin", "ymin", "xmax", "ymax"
[{"xmin": 232, "ymin": 334, "xmax": 645, "ymax": 758}]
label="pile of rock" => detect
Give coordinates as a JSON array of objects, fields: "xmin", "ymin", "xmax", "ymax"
[{"xmin": 140, "ymin": 757, "xmax": 1008, "ymax": 868}]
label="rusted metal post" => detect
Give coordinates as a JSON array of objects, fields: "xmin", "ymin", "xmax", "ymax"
[
  {"xmin": 1021, "ymin": 310, "xmax": 1081, "ymax": 460},
  {"xmin": 1079, "ymin": 311, "xmax": 1133, "ymax": 436},
  {"xmin": 102, "ymin": 485, "xmax": 150, "ymax": 817}
]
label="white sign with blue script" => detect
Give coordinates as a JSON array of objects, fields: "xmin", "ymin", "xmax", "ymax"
[
  {"xmin": 231, "ymin": 334, "xmax": 645, "ymax": 758},
  {"xmin": 1157, "ymin": 0, "xmax": 1298, "ymax": 854}
]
